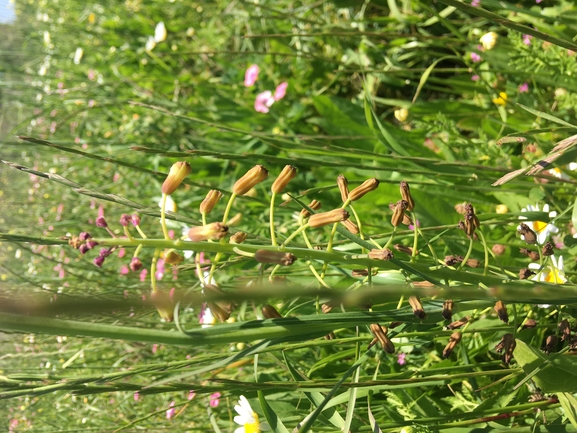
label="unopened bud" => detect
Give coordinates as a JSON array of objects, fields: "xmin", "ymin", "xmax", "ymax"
[
  {"xmin": 369, "ymin": 324, "xmax": 395, "ymax": 353},
  {"xmin": 349, "ymin": 178, "xmax": 379, "ymax": 201},
  {"xmin": 204, "ymin": 284, "xmax": 234, "ymax": 322},
  {"xmin": 262, "ymin": 304, "xmax": 283, "ymax": 319},
  {"xmin": 522, "ymin": 318, "xmax": 537, "ymax": 330},
  {"xmin": 271, "ymin": 165, "xmax": 297, "ymax": 194},
  {"xmin": 391, "ymin": 200, "xmax": 408, "ymax": 227},
  {"xmin": 519, "ymin": 268, "xmax": 535, "ymax": 280},
  {"xmin": 254, "ymin": 250, "xmax": 296, "ymax": 266},
  {"xmin": 188, "ymin": 222, "xmax": 229, "ymax": 241},
  {"xmin": 309, "ymin": 209, "xmax": 349, "ymax": 228},
  {"xmin": 300, "ymin": 199, "xmax": 322, "ymax": 218},
  {"xmin": 131, "ymin": 214, "xmax": 141, "ymax": 227},
  {"xmin": 442, "ymin": 299, "xmax": 453, "ymax": 321},
  {"xmin": 394, "ymin": 107, "xmax": 409, "ymax": 123},
  {"xmin": 79, "ymin": 232, "xmax": 92, "ymax": 241},
  {"xmin": 130, "ymin": 257, "xmax": 143, "ymax": 272},
  {"xmin": 162, "ymin": 161, "xmax": 192, "ymax": 195},
  {"xmin": 443, "ymin": 332, "xmax": 462, "ymax": 358},
  {"xmin": 447, "ymin": 316, "xmax": 469, "ymax": 330},
  {"xmin": 466, "ymin": 259, "xmax": 480, "ymax": 268},
  {"xmin": 399, "ymin": 181, "xmax": 415, "ymax": 211},
  {"xmin": 341, "ymin": 219, "xmax": 359, "ymax": 234},
  {"xmin": 543, "ymin": 335, "xmax": 558, "ymax": 354},
  {"xmin": 368, "ymin": 248, "xmax": 393, "ymax": 260},
  {"xmin": 200, "ymin": 190, "xmax": 223, "ymax": 215},
  {"xmin": 542, "ymin": 241, "xmax": 554, "ymax": 256},
  {"xmin": 409, "ymin": 296, "xmax": 426, "ymax": 319},
  {"xmin": 79, "ymin": 244, "xmax": 90, "ymax": 255},
  {"xmin": 518, "ymin": 223, "xmax": 537, "ymax": 245},
  {"xmin": 494, "ymin": 300, "xmax": 508, "ymax": 324},
  {"xmin": 151, "ymin": 289, "xmax": 174, "ymax": 322},
  {"xmin": 95, "ymin": 216, "xmax": 108, "ymax": 227},
  {"xmin": 394, "ymin": 244, "xmax": 415, "ymax": 255},
  {"xmin": 492, "ymin": 244, "xmax": 506, "ymax": 255},
  {"xmin": 86, "ymin": 240, "xmax": 99, "ymax": 250},
  {"xmin": 164, "ymin": 249, "xmax": 184, "ymax": 265},
  {"xmin": 337, "ymin": 175, "xmax": 349, "ymax": 202},
  {"xmin": 519, "ymin": 248, "xmax": 539, "ymax": 261},
  {"xmin": 120, "ymin": 214, "xmax": 131, "ymax": 227},
  {"xmin": 233, "ymin": 165, "xmax": 268, "ymax": 195},
  {"xmin": 230, "ymin": 231, "xmax": 248, "ymax": 244}
]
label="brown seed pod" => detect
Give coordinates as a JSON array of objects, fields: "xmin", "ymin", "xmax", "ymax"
[
  {"xmin": 368, "ymin": 324, "xmax": 395, "ymax": 353},
  {"xmin": 559, "ymin": 319, "xmax": 572, "ymax": 342},
  {"xmin": 494, "ymin": 300, "xmax": 509, "ymax": 324},
  {"xmin": 349, "ymin": 178, "xmax": 379, "ymax": 201},
  {"xmin": 447, "ymin": 316, "xmax": 469, "ymax": 330},
  {"xmin": 341, "ymin": 219, "xmax": 359, "ymax": 234},
  {"xmin": 518, "ymin": 223, "xmax": 537, "ymax": 245},
  {"xmin": 368, "ymin": 249, "xmax": 393, "ymax": 261},
  {"xmin": 443, "ymin": 332, "xmax": 462, "ymax": 358},
  {"xmin": 519, "ymin": 268, "xmax": 535, "ymax": 280},
  {"xmin": 542, "ymin": 335, "xmax": 558, "ymax": 354},
  {"xmin": 399, "ymin": 181, "xmax": 415, "ymax": 211},
  {"xmin": 391, "ymin": 200, "xmax": 408, "ymax": 227},
  {"xmin": 521, "ymin": 318, "xmax": 537, "ymax": 330},
  {"xmin": 542, "ymin": 241, "xmax": 554, "ymax": 257},
  {"xmin": 495, "ymin": 333, "xmax": 516, "ymax": 364},
  {"xmin": 442, "ymin": 299, "xmax": 454, "ymax": 321},
  {"xmin": 409, "ymin": 296, "xmax": 426, "ymax": 319}
]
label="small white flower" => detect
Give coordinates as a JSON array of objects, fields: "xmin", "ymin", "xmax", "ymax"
[
  {"xmin": 73, "ymin": 47, "xmax": 84, "ymax": 65},
  {"xmin": 480, "ymin": 31, "xmax": 498, "ymax": 50},
  {"xmin": 233, "ymin": 395, "xmax": 270, "ymax": 433},
  {"xmin": 529, "ymin": 255, "xmax": 566, "ymax": 284},
  {"xmin": 43, "ymin": 31, "xmax": 51, "ymax": 46},
  {"xmin": 518, "ymin": 203, "xmax": 558, "ymax": 245},
  {"xmin": 145, "ymin": 36, "xmax": 157, "ymax": 51},
  {"xmin": 154, "ymin": 21, "xmax": 167, "ymax": 42},
  {"xmin": 200, "ymin": 306, "xmax": 216, "ymax": 328}
]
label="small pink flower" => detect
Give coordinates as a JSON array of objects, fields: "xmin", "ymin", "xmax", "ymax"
[
  {"xmin": 120, "ymin": 265, "xmax": 130, "ymax": 275},
  {"xmin": 274, "ymin": 82, "xmax": 288, "ymax": 101},
  {"xmin": 113, "ymin": 173, "xmax": 121, "ymax": 182},
  {"xmin": 471, "ymin": 0, "xmax": 480, "ymax": 6},
  {"xmin": 397, "ymin": 353, "xmax": 407, "ymax": 365},
  {"xmin": 98, "ymin": 205, "xmax": 105, "ymax": 218},
  {"xmin": 169, "ymin": 287, "xmax": 176, "ymax": 301},
  {"xmin": 166, "ymin": 401, "xmax": 175, "ymax": 419},
  {"xmin": 156, "ymin": 258, "xmax": 165, "ymax": 280},
  {"xmin": 471, "ymin": 74, "xmax": 480, "ymax": 81},
  {"xmin": 470, "ymin": 52, "xmax": 482, "ymax": 63},
  {"xmin": 118, "ymin": 248, "xmax": 126, "ymax": 258},
  {"xmin": 408, "ymin": 220, "xmax": 420, "ymax": 231},
  {"xmin": 152, "ymin": 344, "xmax": 158, "ymax": 354},
  {"xmin": 139, "ymin": 268, "xmax": 148, "ymax": 282},
  {"xmin": 168, "ymin": 230, "xmax": 175, "ymax": 239},
  {"xmin": 523, "ymin": 34, "xmax": 533, "ymax": 45},
  {"xmin": 518, "ymin": 82, "xmax": 529, "ymax": 93},
  {"xmin": 209, "ymin": 392, "xmax": 221, "ymax": 408},
  {"xmin": 134, "ymin": 392, "xmax": 140, "ymax": 401},
  {"xmin": 536, "ymin": 0, "xmax": 542, "ymax": 3},
  {"xmin": 254, "ymin": 91, "xmax": 275, "ymax": 113},
  {"xmin": 188, "ymin": 390, "xmax": 196, "ymax": 400},
  {"xmin": 244, "ymin": 64, "xmax": 259, "ymax": 87}
]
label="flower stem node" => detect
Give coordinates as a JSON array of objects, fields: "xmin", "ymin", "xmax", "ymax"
[
  {"xmin": 162, "ymin": 161, "xmax": 192, "ymax": 195},
  {"xmin": 271, "ymin": 165, "xmax": 297, "ymax": 194},
  {"xmin": 188, "ymin": 222, "xmax": 229, "ymax": 241},
  {"xmin": 300, "ymin": 200, "xmax": 322, "ymax": 218},
  {"xmin": 309, "ymin": 209, "xmax": 349, "ymax": 227},
  {"xmin": 494, "ymin": 300, "xmax": 508, "ymax": 324},
  {"xmin": 348, "ymin": 178, "xmax": 379, "ymax": 201},
  {"xmin": 443, "ymin": 332, "xmax": 462, "ymax": 358},
  {"xmin": 151, "ymin": 289, "xmax": 174, "ymax": 322},
  {"xmin": 254, "ymin": 250, "xmax": 297, "ymax": 266},
  {"xmin": 368, "ymin": 248, "xmax": 394, "ymax": 260},
  {"xmin": 233, "ymin": 165, "xmax": 268, "ymax": 195},
  {"xmin": 262, "ymin": 304, "xmax": 283, "ymax": 319},
  {"xmin": 200, "ymin": 190, "xmax": 223, "ymax": 215},
  {"xmin": 399, "ymin": 181, "xmax": 415, "ymax": 211},
  {"xmin": 409, "ymin": 296, "xmax": 426, "ymax": 319}
]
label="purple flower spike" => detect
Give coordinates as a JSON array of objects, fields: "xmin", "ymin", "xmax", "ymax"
[{"xmin": 95, "ymin": 216, "xmax": 108, "ymax": 227}]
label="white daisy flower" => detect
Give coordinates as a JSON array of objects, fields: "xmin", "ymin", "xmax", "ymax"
[
  {"xmin": 518, "ymin": 203, "xmax": 558, "ymax": 245},
  {"xmin": 528, "ymin": 255, "xmax": 567, "ymax": 285},
  {"xmin": 233, "ymin": 395, "xmax": 269, "ymax": 433},
  {"xmin": 154, "ymin": 21, "xmax": 167, "ymax": 43},
  {"xmin": 145, "ymin": 36, "xmax": 156, "ymax": 51}
]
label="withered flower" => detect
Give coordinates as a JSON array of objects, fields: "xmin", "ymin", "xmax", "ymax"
[
  {"xmin": 559, "ymin": 319, "xmax": 572, "ymax": 342},
  {"xmin": 188, "ymin": 222, "xmax": 229, "ymax": 241},
  {"xmin": 542, "ymin": 335, "xmax": 558, "ymax": 354},
  {"xmin": 399, "ymin": 181, "xmax": 415, "ymax": 211},
  {"xmin": 300, "ymin": 199, "xmax": 322, "ymax": 218},
  {"xmin": 162, "ymin": 161, "xmax": 192, "ymax": 195},
  {"xmin": 518, "ymin": 223, "xmax": 537, "ymax": 245},
  {"xmin": 443, "ymin": 332, "xmax": 462, "ymax": 358},
  {"xmin": 341, "ymin": 219, "xmax": 359, "ymax": 234},
  {"xmin": 271, "ymin": 165, "xmax": 297, "ymax": 194},
  {"xmin": 368, "ymin": 324, "xmax": 395, "ymax": 353},
  {"xmin": 494, "ymin": 300, "xmax": 508, "ymax": 324},
  {"xmin": 519, "ymin": 268, "xmax": 535, "ymax": 280},
  {"xmin": 150, "ymin": 289, "xmax": 174, "ymax": 322},
  {"xmin": 521, "ymin": 318, "xmax": 537, "ymax": 330},
  {"xmin": 519, "ymin": 248, "xmax": 539, "ymax": 261},
  {"xmin": 391, "ymin": 200, "xmax": 408, "ymax": 227},
  {"xmin": 262, "ymin": 304, "xmax": 283, "ymax": 319},
  {"xmin": 442, "ymin": 299, "xmax": 454, "ymax": 321},
  {"xmin": 309, "ymin": 209, "xmax": 349, "ymax": 228},
  {"xmin": 542, "ymin": 242, "xmax": 554, "ymax": 257},
  {"xmin": 337, "ymin": 175, "xmax": 349, "ymax": 202},
  {"xmin": 200, "ymin": 190, "xmax": 223, "ymax": 215},
  {"xmin": 68, "ymin": 235, "xmax": 82, "ymax": 249},
  {"xmin": 254, "ymin": 250, "xmax": 297, "ymax": 266},
  {"xmin": 495, "ymin": 333, "xmax": 516, "ymax": 364},
  {"xmin": 368, "ymin": 248, "xmax": 393, "ymax": 261},
  {"xmin": 233, "ymin": 164, "xmax": 268, "ymax": 195},
  {"xmin": 447, "ymin": 316, "xmax": 469, "ymax": 330},
  {"xmin": 349, "ymin": 178, "xmax": 379, "ymax": 201},
  {"xmin": 409, "ymin": 296, "xmax": 426, "ymax": 319},
  {"xmin": 445, "ymin": 255, "xmax": 463, "ymax": 267},
  {"xmin": 230, "ymin": 231, "xmax": 248, "ymax": 244},
  {"xmin": 130, "ymin": 257, "xmax": 143, "ymax": 272},
  {"xmin": 466, "ymin": 259, "xmax": 481, "ymax": 268}
]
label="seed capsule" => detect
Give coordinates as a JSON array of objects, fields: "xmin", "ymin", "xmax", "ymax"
[
  {"xmin": 542, "ymin": 241, "xmax": 554, "ymax": 257},
  {"xmin": 309, "ymin": 209, "xmax": 349, "ymax": 228},
  {"xmin": 442, "ymin": 300, "xmax": 454, "ymax": 321},
  {"xmin": 443, "ymin": 332, "xmax": 462, "ymax": 358},
  {"xmin": 494, "ymin": 300, "xmax": 508, "ymax": 324},
  {"xmin": 200, "ymin": 190, "xmax": 223, "ymax": 215},
  {"xmin": 495, "ymin": 333, "xmax": 515, "ymax": 364},
  {"xmin": 230, "ymin": 231, "xmax": 248, "ymax": 244},
  {"xmin": 341, "ymin": 219, "xmax": 359, "ymax": 234},
  {"xmin": 447, "ymin": 316, "xmax": 469, "ymax": 330},
  {"xmin": 162, "ymin": 161, "xmax": 192, "ymax": 195},
  {"xmin": 254, "ymin": 250, "xmax": 297, "ymax": 266},
  {"xmin": 519, "ymin": 248, "xmax": 539, "ymax": 261},
  {"xmin": 300, "ymin": 199, "xmax": 322, "ymax": 219},
  {"xmin": 188, "ymin": 222, "xmax": 229, "ymax": 241},
  {"xmin": 368, "ymin": 249, "xmax": 393, "ymax": 261},
  {"xmin": 262, "ymin": 304, "xmax": 283, "ymax": 319},
  {"xmin": 521, "ymin": 318, "xmax": 537, "ymax": 330},
  {"xmin": 399, "ymin": 181, "xmax": 415, "ymax": 211},
  {"xmin": 337, "ymin": 175, "xmax": 349, "ymax": 202},
  {"xmin": 409, "ymin": 296, "xmax": 426, "ymax": 319},
  {"xmin": 271, "ymin": 165, "xmax": 297, "ymax": 194},
  {"xmin": 518, "ymin": 223, "xmax": 537, "ymax": 245},
  {"xmin": 368, "ymin": 324, "xmax": 395, "ymax": 353},
  {"xmin": 233, "ymin": 165, "xmax": 268, "ymax": 195},
  {"xmin": 542, "ymin": 335, "xmax": 558, "ymax": 354},
  {"xmin": 349, "ymin": 178, "xmax": 379, "ymax": 201}
]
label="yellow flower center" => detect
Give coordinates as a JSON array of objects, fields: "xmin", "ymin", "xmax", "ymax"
[
  {"xmin": 545, "ymin": 269, "xmax": 564, "ymax": 284},
  {"xmin": 533, "ymin": 220, "xmax": 547, "ymax": 234},
  {"xmin": 245, "ymin": 413, "xmax": 260, "ymax": 433}
]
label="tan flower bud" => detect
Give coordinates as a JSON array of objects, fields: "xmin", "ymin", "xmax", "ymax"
[
  {"xmin": 200, "ymin": 190, "xmax": 223, "ymax": 215},
  {"xmin": 233, "ymin": 165, "xmax": 268, "ymax": 195},
  {"xmin": 321, "ymin": 301, "xmax": 338, "ymax": 314},
  {"xmin": 204, "ymin": 284, "xmax": 234, "ymax": 322},
  {"xmin": 369, "ymin": 324, "xmax": 395, "ymax": 353},
  {"xmin": 394, "ymin": 244, "xmax": 416, "ymax": 255},
  {"xmin": 164, "ymin": 249, "xmax": 184, "ymax": 265},
  {"xmin": 492, "ymin": 244, "xmax": 506, "ymax": 255},
  {"xmin": 300, "ymin": 199, "xmax": 322, "ymax": 218},
  {"xmin": 151, "ymin": 289, "xmax": 174, "ymax": 322},
  {"xmin": 337, "ymin": 174, "xmax": 349, "ymax": 202},
  {"xmin": 518, "ymin": 223, "xmax": 537, "ymax": 245},
  {"xmin": 351, "ymin": 269, "xmax": 369, "ymax": 277},
  {"xmin": 399, "ymin": 181, "xmax": 415, "ymax": 211},
  {"xmin": 162, "ymin": 161, "xmax": 191, "ymax": 195},
  {"xmin": 409, "ymin": 296, "xmax": 426, "ymax": 319},
  {"xmin": 348, "ymin": 178, "xmax": 379, "ymax": 201},
  {"xmin": 443, "ymin": 332, "xmax": 462, "ymax": 358},
  {"xmin": 466, "ymin": 259, "xmax": 480, "ymax": 268},
  {"xmin": 494, "ymin": 300, "xmax": 508, "ymax": 324},
  {"xmin": 262, "ymin": 304, "xmax": 283, "ymax": 319},
  {"xmin": 188, "ymin": 222, "xmax": 228, "ymax": 241},
  {"xmin": 368, "ymin": 248, "xmax": 393, "ymax": 260},
  {"xmin": 447, "ymin": 316, "xmax": 469, "ymax": 330},
  {"xmin": 442, "ymin": 299, "xmax": 453, "ymax": 321},
  {"xmin": 309, "ymin": 209, "xmax": 349, "ymax": 228},
  {"xmin": 254, "ymin": 250, "xmax": 297, "ymax": 266},
  {"xmin": 271, "ymin": 165, "xmax": 297, "ymax": 194},
  {"xmin": 391, "ymin": 200, "xmax": 408, "ymax": 227},
  {"xmin": 519, "ymin": 248, "xmax": 539, "ymax": 261},
  {"xmin": 521, "ymin": 318, "xmax": 537, "ymax": 330},
  {"xmin": 543, "ymin": 335, "xmax": 558, "ymax": 354},
  {"xmin": 228, "ymin": 212, "xmax": 242, "ymax": 226},
  {"xmin": 230, "ymin": 231, "xmax": 247, "ymax": 244},
  {"xmin": 480, "ymin": 31, "xmax": 498, "ymax": 51},
  {"xmin": 341, "ymin": 219, "xmax": 359, "ymax": 234}
]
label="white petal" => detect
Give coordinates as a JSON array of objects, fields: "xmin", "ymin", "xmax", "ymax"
[
  {"xmin": 542, "ymin": 204, "xmax": 549, "ymax": 213},
  {"xmin": 234, "ymin": 427, "xmax": 246, "ymax": 433}
]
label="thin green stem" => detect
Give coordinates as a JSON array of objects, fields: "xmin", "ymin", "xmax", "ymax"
[
  {"xmin": 160, "ymin": 193, "xmax": 170, "ymax": 240},
  {"xmin": 410, "ymin": 211, "xmax": 418, "ymax": 262},
  {"xmin": 270, "ymin": 191, "xmax": 278, "ymax": 246},
  {"xmin": 222, "ymin": 193, "xmax": 237, "ymax": 225},
  {"xmin": 383, "ymin": 226, "xmax": 397, "ymax": 249},
  {"xmin": 150, "ymin": 248, "xmax": 160, "ymax": 292},
  {"xmin": 458, "ymin": 237, "xmax": 474, "ymax": 271},
  {"xmin": 280, "ymin": 223, "xmax": 310, "ymax": 248},
  {"xmin": 477, "ymin": 229, "xmax": 490, "ymax": 276}
]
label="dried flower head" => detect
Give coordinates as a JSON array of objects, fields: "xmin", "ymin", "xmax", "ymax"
[
  {"xmin": 495, "ymin": 333, "xmax": 515, "ymax": 364},
  {"xmin": 399, "ymin": 181, "xmax": 415, "ymax": 211},
  {"xmin": 230, "ymin": 231, "xmax": 248, "ymax": 244},
  {"xmin": 309, "ymin": 209, "xmax": 349, "ymax": 228},
  {"xmin": 409, "ymin": 296, "xmax": 426, "ymax": 319},
  {"xmin": 559, "ymin": 319, "xmax": 572, "ymax": 342},
  {"xmin": 518, "ymin": 223, "xmax": 537, "ymax": 245},
  {"xmin": 368, "ymin": 324, "xmax": 395, "ymax": 353},
  {"xmin": 130, "ymin": 257, "xmax": 143, "ymax": 272},
  {"xmin": 494, "ymin": 300, "xmax": 508, "ymax": 324},
  {"xmin": 162, "ymin": 161, "xmax": 191, "ymax": 195},
  {"xmin": 199, "ymin": 190, "xmax": 223, "ymax": 215},
  {"xmin": 233, "ymin": 165, "xmax": 268, "ymax": 195},
  {"xmin": 348, "ymin": 178, "xmax": 379, "ymax": 201},
  {"xmin": 394, "ymin": 244, "xmax": 416, "ymax": 255},
  {"xmin": 519, "ymin": 268, "xmax": 535, "ymax": 280},
  {"xmin": 442, "ymin": 299, "xmax": 454, "ymax": 321},
  {"xmin": 391, "ymin": 200, "xmax": 408, "ymax": 227},
  {"xmin": 519, "ymin": 248, "xmax": 539, "ymax": 261},
  {"xmin": 271, "ymin": 165, "xmax": 297, "ymax": 194},
  {"xmin": 188, "ymin": 222, "xmax": 229, "ymax": 242},
  {"xmin": 542, "ymin": 241, "xmax": 554, "ymax": 257},
  {"xmin": 522, "ymin": 318, "xmax": 537, "ymax": 330},
  {"xmin": 447, "ymin": 316, "xmax": 469, "ymax": 330},
  {"xmin": 542, "ymin": 335, "xmax": 558, "ymax": 354},
  {"xmin": 443, "ymin": 332, "xmax": 462, "ymax": 358}
]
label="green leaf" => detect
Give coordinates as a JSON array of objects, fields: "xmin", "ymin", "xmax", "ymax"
[
  {"xmin": 258, "ymin": 391, "xmax": 290, "ymax": 433},
  {"xmin": 516, "ymin": 104, "xmax": 577, "ymax": 129},
  {"xmin": 558, "ymin": 393, "xmax": 577, "ymax": 429}
]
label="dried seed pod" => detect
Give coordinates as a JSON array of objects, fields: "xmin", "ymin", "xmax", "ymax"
[
  {"xmin": 150, "ymin": 289, "xmax": 174, "ymax": 322},
  {"xmin": 322, "ymin": 300, "xmax": 338, "ymax": 314},
  {"xmin": 348, "ymin": 178, "xmax": 379, "ymax": 201},
  {"xmin": 200, "ymin": 190, "xmax": 223, "ymax": 215},
  {"xmin": 341, "ymin": 219, "xmax": 359, "ymax": 234},
  {"xmin": 519, "ymin": 268, "xmax": 535, "ymax": 280},
  {"xmin": 447, "ymin": 316, "xmax": 469, "ymax": 330},
  {"xmin": 492, "ymin": 244, "xmax": 506, "ymax": 255},
  {"xmin": 445, "ymin": 255, "xmax": 463, "ymax": 267},
  {"xmin": 519, "ymin": 248, "xmax": 539, "ymax": 261},
  {"xmin": 254, "ymin": 250, "xmax": 297, "ymax": 266},
  {"xmin": 309, "ymin": 209, "xmax": 349, "ymax": 227},
  {"xmin": 521, "ymin": 318, "xmax": 537, "ymax": 330},
  {"xmin": 271, "ymin": 165, "xmax": 297, "ymax": 194},
  {"xmin": 369, "ymin": 324, "xmax": 395, "ymax": 353},
  {"xmin": 518, "ymin": 223, "xmax": 537, "ymax": 245},
  {"xmin": 188, "ymin": 222, "xmax": 229, "ymax": 241},
  {"xmin": 164, "ymin": 249, "xmax": 184, "ymax": 265},
  {"xmin": 230, "ymin": 231, "xmax": 248, "ymax": 244},
  {"xmin": 391, "ymin": 200, "xmax": 408, "ymax": 227},
  {"xmin": 542, "ymin": 335, "xmax": 558, "ymax": 354},
  {"xmin": 495, "ymin": 333, "xmax": 516, "ymax": 364},
  {"xmin": 409, "ymin": 296, "xmax": 426, "ymax": 319},
  {"xmin": 559, "ymin": 319, "xmax": 572, "ymax": 342},
  {"xmin": 399, "ymin": 181, "xmax": 415, "ymax": 211},
  {"xmin": 233, "ymin": 165, "xmax": 268, "ymax": 195},
  {"xmin": 300, "ymin": 199, "xmax": 322, "ymax": 218},
  {"xmin": 162, "ymin": 161, "xmax": 192, "ymax": 195},
  {"xmin": 466, "ymin": 259, "xmax": 481, "ymax": 268},
  {"xmin": 368, "ymin": 248, "xmax": 394, "ymax": 261},
  {"xmin": 542, "ymin": 241, "xmax": 554, "ymax": 257},
  {"xmin": 494, "ymin": 300, "xmax": 509, "ymax": 324},
  {"xmin": 442, "ymin": 300, "xmax": 454, "ymax": 321},
  {"xmin": 443, "ymin": 332, "xmax": 462, "ymax": 358},
  {"xmin": 337, "ymin": 175, "xmax": 349, "ymax": 202},
  {"xmin": 464, "ymin": 204, "xmax": 480, "ymax": 229},
  {"xmin": 262, "ymin": 304, "xmax": 283, "ymax": 319}
]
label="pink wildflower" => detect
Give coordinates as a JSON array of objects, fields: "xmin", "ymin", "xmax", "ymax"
[
  {"xmin": 139, "ymin": 268, "xmax": 148, "ymax": 282},
  {"xmin": 118, "ymin": 248, "xmax": 126, "ymax": 258},
  {"xmin": 274, "ymin": 82, "xmax": 288, "ymax": 101},
  {"xmin": 397, "ymin": 353, "xmax": 407, "ymax": 365},
  {"xmin": 168, "ymin": 230, "xmax": 175, "ymax": 239},
  {"xmin": 188, "ymin": 390, "xmax": 196, "ymax": 400},
  {"xmin": 470, "ymin": 52, "xmax": 482, "ymax": 63},
  {"xmin": 209, "ymin": 392, "xmax": 221, "ymax": 408},
  {"xmin": 471, "ymin": 0, "xmax": 480, "ymax": 5},
  {"xmin": 134, "ymin": 392, "xmax": 140, "ymax": 401},
  {"xmin": 166, "ymin": 401, "xmax": 175, "ymax": 419},
  {"xmin": 244, "ymin": 64, "xmax": 259, "ymax": 87},
  {"xmin": 156, "ymin": 258, "xmax": 165, "ymax": 280},
  {"xmin": 518, "ymin": 82, "xmax": 529, "ymax": 93},
  {"xmin": 471, "ymin": 75, "xmax": 480, "ymax": 81},
  {"xmin": 523, "ymin": 34, "xmax": 533, "ymax": 45},
  {"xmin": 254, "ymin": 91, "xmax": 275, "ymax": 113},
  {"xmin": 152, "ymin": 344, "xmax": 158, "ymax": 354},
  {"xmin": 120, "ymin": 265, "xmax": 130, "ymax": 275}
]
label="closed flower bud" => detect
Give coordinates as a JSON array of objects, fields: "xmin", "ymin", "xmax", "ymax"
[
  {"xmin": 204, "ymin": 284, "xmax": 235, "ymax": 322},
  {"xmin": 254, "ymin": 250, "xmax": 297, "ymax": 266},
  {"xmin": 130, "ymin": 257, "xmax": 143, "ymax": 272},
  {"xmin": 151, "ymin": 289, "xmax": 174, "ymax": 322},
  {"xmin": 399, "ymin": 181, "xmax": 415, "ymax": 211},
  {"xmin": 79, "ymin": 232, "xmax": 92, "ymax": 241},
  {"xmin": 480, "ymin": 31, "xmax": 498, "ymax": 51},
  {"xmin": 394, "ymin": 107, "xmax": 409, "ymax": 123},
  {"xmin": 131, "ymin": 214, "xmax": 141, "ymax": 227},
  {"xmin": 271, "ymin": 165, "xmax": 297, "ymax": 194},
  {"xmin": 164, "ymin": 249, "xmax": 184, "ymax": 265},
  {"xmin": 447, "ymin": 316, "xmax": 469, "ymax": 330},
  {"xmin": 95, "ymin": 216, "xmax": 108, "ymax": 227},
  {"xmin": 409, "ymin": 296, "xmax": 426, "ymax": 319},
  {"xmin": 349, "ymin": 178, "xmax": 379, "ymax": 201},
  {"xmin": 369, "ymin": 324, "xmax": 395, "ymax": 353},
  {"xmin": 351, "ymin": 269, "xmax": 369, "ymax": 277},
  {"xmin": 368, "ymin": 248, "xmax": 393, "ymax": 260},
  {"xmin": 300, "ymin": 199, "xmax": 322, "ymax": 218},
  {"xmin": 492, "ymin": 244, "xmax": 506, "ymax": 255},
  {"xmin": 262, "ymin": 304, "xmax": 283, "ymax": 319},
  {"xmin": 391, "ymin": 200, "xmax": 408, "ymax": 227},
  {"xmin": 321, "ymin": 301, "xmax": 338, "ymax": 314},
  {"xmin": 199, "ymin": 190, "xmax": 223, "ymax": 215},
  {"xmin": 542, "ymin": 241, "xmax": 554, "ymax": 256},
  {"xmin": 162, "ymin": 161, "xmax": 192, "ymax": 195},
  {"xmin": 120, "ymin": 214, "xmax": 131, "ymax": 227},
  {"xmin": 93, "ymin": 256, "xmax": 105, "ymax": 267},
  {"xmin": 394, "ymin": 244, "xmax": 416, "ymax": 255},
  {"xmin": 79, "ymin": 244, "xmax": 90, "ymax": 255},
  {"xmin": 188, "ymin": 222, "xmax": 228, "ymax": 241},
  {"xmin": 443, "ymin": 332, "xmax": 462, "ymax": 358},
  {"xmin": 341, "ymin": 219, "xmax": 359, "ymax": 234},
  {"xmin": 233, "ymin": 164, "xmax": 268, "ymax": 195},
  {"xmin": 442, "ymin": 299, "xmax": 453, "ymax": 321},
  {"xmin": 494, "ymin": 300, "xmax": 508, "ymax": 324},
  {"xmin": 522, "ymin": 318, "xmax": 537, "ymax": 330},
  {"xmin": 466, "ymin": 259, "xmax": 480, "ymax": 268},
  {"xmin": 230, "ymin": 231, "xmax": 247, "ymax": 244},
  {"xmin": 519, "ymin": 268, "xmax": 535, "ymax": 280},
  {"xmin": 86, "ymin": 240, "xmax": 99, "ymax": 250},
  {"xmin": 337, "ymin": 175, "xmax": 349, "ymax": 202},
  {"xmin": 518, "ymin": 223, "xmax": 537, "ymax": 245},
  {"xmin": 309, "ymin": 209, "xmax": 349, "ymax": 228}
]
